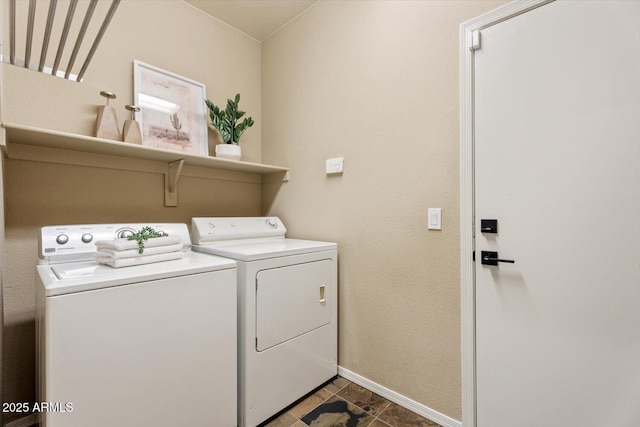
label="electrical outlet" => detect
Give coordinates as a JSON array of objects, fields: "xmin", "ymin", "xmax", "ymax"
[{"xmin": 326, "ymin": 157, "xmax": 344, "ymax": 175}]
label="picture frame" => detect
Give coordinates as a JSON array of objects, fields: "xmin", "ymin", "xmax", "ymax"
[{"xmin": 133, "ymin": 60, "xmax": 208, "ymax": 156}]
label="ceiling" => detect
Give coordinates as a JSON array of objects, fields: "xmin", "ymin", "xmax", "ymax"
[{"xmin": 185, "ymin": 0, "xmax": 318, "ymax": 42}]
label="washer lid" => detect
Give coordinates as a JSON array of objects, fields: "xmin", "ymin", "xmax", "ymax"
[
  {"xmin": 39, "ymin": 251, "xmax": 236, "ymax": 296},
  {"xmin": 192, "ymin": 238, "xmax": 336, "ymax": 262}
]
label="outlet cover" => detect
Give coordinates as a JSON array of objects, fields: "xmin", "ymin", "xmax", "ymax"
[{"xmin": 326, "ymin": 157, "xmax": 344, "ymax": 175}]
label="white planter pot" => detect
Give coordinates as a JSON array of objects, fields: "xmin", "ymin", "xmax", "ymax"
[{"xmin": 215, "ymin": 144, "xmax": 242, "ymax": 161}]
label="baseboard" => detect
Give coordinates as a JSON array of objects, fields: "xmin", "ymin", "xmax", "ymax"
[
  {"xmin": 337, "ymin": 366, "xmax": 462, "ymax": 427},
  {"xmin": 4, "ymin": 414, "xmax": 37, "ymax": 427}
]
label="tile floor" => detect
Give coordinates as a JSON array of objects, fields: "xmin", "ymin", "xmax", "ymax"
[{"xmin": 259, "ymin": 376, "xmax": 443, "ymax": 427}]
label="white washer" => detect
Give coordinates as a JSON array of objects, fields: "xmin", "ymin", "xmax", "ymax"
[
  {"xmin": 37, "ymin": 223, "xmax": 237, "ymax": 427},
  {"xmin": 191, "ymin": 217, "xmax": 338, "ymax": 427}
]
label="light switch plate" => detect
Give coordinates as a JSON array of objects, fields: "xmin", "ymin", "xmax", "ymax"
[
  {"xmin": 326, "ymin": 157, "xmax": 344, "ymax": 175},
  {"xmin": 428, "ymin": 208, "xmax": 442, "ymax": 230}
]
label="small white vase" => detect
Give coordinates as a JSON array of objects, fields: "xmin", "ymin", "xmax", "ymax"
[{"xmin": 215, "ymin": 144, "xmax": 242, "ymax": 161}]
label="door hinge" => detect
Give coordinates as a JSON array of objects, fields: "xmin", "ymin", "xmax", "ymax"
[
  {"xmin": 469, "ymin": 30, "xmax": 481, "ymax": 51},
  {"xmin": 473, "ymin": 250, "xmax": 476, "ymax": 262}
]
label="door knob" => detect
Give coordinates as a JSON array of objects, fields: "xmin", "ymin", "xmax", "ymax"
[{"xmin": 481, "ymin": 251, "xmax": 515, "ymax": 266}]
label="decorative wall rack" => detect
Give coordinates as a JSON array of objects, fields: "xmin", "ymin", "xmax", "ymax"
[{"xmin": 4, "ymin": 0, "xmax": 121, "ymax": 82}]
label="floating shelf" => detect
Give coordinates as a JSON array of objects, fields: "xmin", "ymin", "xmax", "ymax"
[
  {"xmin": 1, "ymin": 122, "xmax": 288, "ymax": 206},
  {"xmin": 1, "ymin": 122, "xmax": 288, "ymax": 175}
]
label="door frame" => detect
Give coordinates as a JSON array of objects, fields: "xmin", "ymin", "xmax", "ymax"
[{"xmin": 459, "ymin": 1, "xmax": 553, "ymax": 426}]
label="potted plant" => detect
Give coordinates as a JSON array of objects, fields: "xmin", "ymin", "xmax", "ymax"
[{"xmin": 205, "ymin": 93, "xmax": 254, "ymax": 160}]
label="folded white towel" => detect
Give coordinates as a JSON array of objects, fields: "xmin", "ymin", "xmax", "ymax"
[
  {"xmin": 96, "ymin": 250, "xmax": 183, "ymax": 268},
  {"xmin": 96, "ymin": 243, "xmax": 184, "ymax": 260},
  {"xmin": 95, "ymin": 235, "xmax": 183, "ymax": 252}
]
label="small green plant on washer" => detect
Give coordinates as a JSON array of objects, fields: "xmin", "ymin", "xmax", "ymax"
[{"xmin": 127, "ymin": 226, "xmax": 168, "ymax": 254}]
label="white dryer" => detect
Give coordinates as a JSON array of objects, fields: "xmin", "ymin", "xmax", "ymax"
[
  {"xmin": 37, "ymin": 223, "xmax": 237, "ymax": 427},
  {"xmin": 191, "ymin": 217, "xmax": 338, "ymax": 427}
]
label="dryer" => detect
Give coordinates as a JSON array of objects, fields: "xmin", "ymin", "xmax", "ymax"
[
  {"xmin": 37, "ymin": 223, "xmax": 237, "ymax": 427},
  {"xmin": 191, "ymin": 217, "xmax": 338, "ymax": 427}
]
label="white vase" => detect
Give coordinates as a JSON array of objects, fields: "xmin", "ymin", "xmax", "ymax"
[{"xmin": 215, "ymin": 144, "xmax": 241, "ymax": 161}]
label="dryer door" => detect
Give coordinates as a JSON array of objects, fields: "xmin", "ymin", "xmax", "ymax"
[{"xmin": 256, "ymin": 259, "xmax": 333, "ymax": 351}]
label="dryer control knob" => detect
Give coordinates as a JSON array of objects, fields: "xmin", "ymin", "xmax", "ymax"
[
  {"xmin": 81, "ymin": 233, "xmax": 93, "ymax": 243},
  {"xmin": 56, "ymin": 234, "xmax": 69, "ymax": 245},
  {"xmin": 265, "ymin": 219, "xmax": 278, "ymax": 228}
]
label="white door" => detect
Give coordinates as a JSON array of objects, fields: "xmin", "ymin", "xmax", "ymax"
[{"xmin": 474, "ymin": 1, "xmax": 640, "ymax": 425}]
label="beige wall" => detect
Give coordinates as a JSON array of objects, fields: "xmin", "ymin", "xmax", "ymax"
[
  {"xmin": 2, "ymin": 0, "xmax": 262, "ymax": 161},
  {"xmin": 262, "ymin": 0, "xmax": 506, "ymax": 420},
  {"xmin": 1, "ymin": 0, "xmax": 512, "ymax": 423},
  {"xmin": 1, "ymin": 1, "xmax": 262, "ymax": 421}
]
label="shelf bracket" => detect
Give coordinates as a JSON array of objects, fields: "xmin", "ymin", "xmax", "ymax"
[{"xmin": 164, "ymin": 159, "xmax": 184, "ymax": 207}]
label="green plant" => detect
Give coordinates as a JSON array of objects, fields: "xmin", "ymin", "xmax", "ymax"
[
  {"xmin": 205, "ymin": 94, "xmax": 254, "ymax": 144},
  {"xmin": 127, "ymin": 226, "xmax": 168, "ymax": 254}
]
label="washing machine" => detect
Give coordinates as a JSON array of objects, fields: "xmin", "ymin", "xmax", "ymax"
[
  {"xmin": 36, "ymin": 223, "xmax": 238, "ymax": 427},
  {"xmin": 191, "ymin": 217, "xmax": 338, "ymax": 427}
]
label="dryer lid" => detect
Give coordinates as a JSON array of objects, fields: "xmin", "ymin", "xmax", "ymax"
[{"xmin": 192, "ymin": 238, "xmax": 336, "ymax": 262}]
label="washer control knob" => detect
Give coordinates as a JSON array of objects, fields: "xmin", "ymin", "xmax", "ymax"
[
  {"xmin": 265, "ymin": 219, "xmax": 278, "ymax": 229},
  {"xmin": 81, "ymin": 233, "xmax": 93, "ymax": 243},
  {"xmin": 117, "ymin": 229, "xmax": 134, "ymax": 239},
  {"xmin": 56, "ymin": 234, "xmax": 69, "ymax": 245}
]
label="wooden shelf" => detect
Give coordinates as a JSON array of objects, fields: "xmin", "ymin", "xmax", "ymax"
[{"xmin": 1, "ymin": 122, "xmax": 288, "ymax": 175}]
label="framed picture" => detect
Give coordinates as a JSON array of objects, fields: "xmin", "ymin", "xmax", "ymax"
[{"xmin": 133, "ymin": 60, "xmax": 208, "ymax": 155}]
